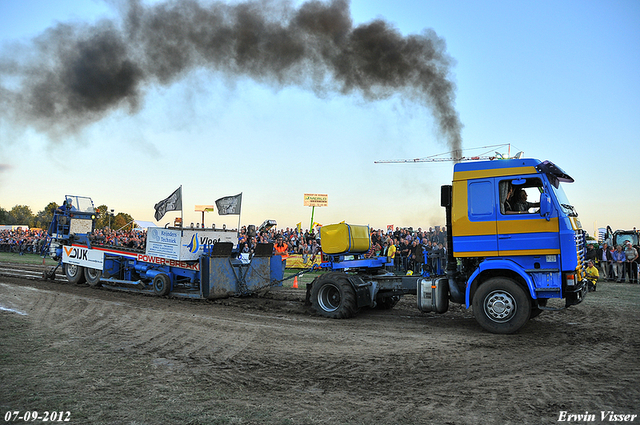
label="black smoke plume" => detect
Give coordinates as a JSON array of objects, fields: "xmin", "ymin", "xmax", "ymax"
[{"xmin": 0, "ymin": 0, "xmax": 462, "ymax": 156}]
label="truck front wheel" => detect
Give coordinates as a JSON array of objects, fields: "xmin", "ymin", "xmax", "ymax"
[
  {"xmin": 310, "ymin": 273, "xmax": 357, "ymax": 319},
  {"xmin": 472, "ymin": 277, "xmax": 531, "ymax": 334},
  {"xmin": 64, "ymin": 264, "xmax": 86, "ymax": 284}
]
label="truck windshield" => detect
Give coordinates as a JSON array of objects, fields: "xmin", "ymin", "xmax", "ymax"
[
  {"xmin": 65, "ymin": 196, "xmax": 95, "ymax": 213},
  {"xmin": 549, "ymin": 184, "xmax": 578, "ymax": 217},
  {"xmin": 615, "ymin": 233, "xmax": 639, "ymax": 246}
]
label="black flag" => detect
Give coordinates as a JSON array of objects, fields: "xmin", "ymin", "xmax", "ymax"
[
  {"xmin": 215, "ymin": 194, "xmax": 242, "ymax": 215},
  {"xmin": 154, "ymin": 187, "xmax": 182, "ymax": 221}
]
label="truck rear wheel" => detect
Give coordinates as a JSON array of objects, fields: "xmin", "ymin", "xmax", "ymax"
[
  {"xmin": 310, "ymin": 273, "xmax": 357, "ymax": 319},
  {"xmin": 153, "ymin": 274, "xmax": 171, "ymax": 296},
  {"xmin": 64, "ymin": 264, "xmax": 86, "ymax": 284},
  {"xmin": 84, "ymin": 268, "xmax": 102, "ymax": 287},
  {"xmin": 472, "ymin": 277, "xmax": 531, "ymax": 334}
]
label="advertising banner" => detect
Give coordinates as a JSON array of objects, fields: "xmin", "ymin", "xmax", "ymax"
[
  {"xmin": 303, "ymin": 194, "xmax": 328, "ymax": 207},
  {"xmin": 285, "ymin": 253, "xmax": 322, "ymax": 269},
  {"xmin": 179, "ymin": 229, "xmax": 239, "ymax": 260},
  {"xmin": 146, "ymin": 227, "xmax": 239, "ymax": 261},
  {"xmin": 146, "ymin": 227, "xmax": 182, "ymax": 260},
  {"xmin": 63, "ymin": 245, "xmax": 104, "ymax": 269}
]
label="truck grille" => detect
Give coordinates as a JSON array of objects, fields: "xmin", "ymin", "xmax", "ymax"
[{"xmin": 575, "ymin": 230, "xmax": 586, "ymax": 279}]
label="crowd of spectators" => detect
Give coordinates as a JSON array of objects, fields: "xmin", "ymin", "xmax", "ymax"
[
  {"xmin": 237, "ymin": 224, "xmax": 449, "ymax": 275},
  {"xmin": 0, "ymin": 229, "xmax": 49, "ymax": 255},
  {"xmin": 587, "ymin": 241, "xmax": 639, "ymax": 284},
  {"xmin": 370, "ymin": 226, "xmax": 448, "ymax": 275},
  {"xmin": 89, "ymin": 229, "xmax": 147, "ymax": 250},
  {"xmin": 0, "ymin": 228, "xmax": 147, "ymax": 254},
  {"xmin": 237, "ymin": 225, "xmax": 322, "ymax": 261}
]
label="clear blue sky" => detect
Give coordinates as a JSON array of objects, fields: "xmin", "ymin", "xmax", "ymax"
[{"xmin": 0, "ymin": 0, "xmax": 638, "ymax": 236}]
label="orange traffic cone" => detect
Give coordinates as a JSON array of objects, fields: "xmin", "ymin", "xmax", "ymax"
[{"xmin": 293, "ymin": 276, "xmax": 298, "ymax": 289}]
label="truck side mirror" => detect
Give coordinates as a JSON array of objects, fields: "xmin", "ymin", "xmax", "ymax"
[
  {"xmin": 540, "ymin": 193, "xmax": 552, "ymax": 221},
  {"xmin": 441, "ymin": 185, "xmax": 452, "ymax": 208}
]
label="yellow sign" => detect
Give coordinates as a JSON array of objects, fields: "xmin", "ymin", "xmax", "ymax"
[
  {"xmin": 194, "ymin": 205, "xmax": 215, "ymax": 212},
  {"xmin": 303, "ymin": 194, "xmax": 328, "ymax": 207}
]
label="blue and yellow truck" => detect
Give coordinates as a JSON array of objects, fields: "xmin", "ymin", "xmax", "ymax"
[{"xmin": 306, "ymin": 158, "xmax": 588, "ymax": 333}]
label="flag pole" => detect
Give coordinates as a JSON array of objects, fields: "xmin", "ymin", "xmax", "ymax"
[
  {"xmin": 309, "ymin": 206, "xmax": 315, "ymax": 232},
  {"xmin": 180, "ymin": 185, "xmax": 183, "ymax": 228},
  {"xmin": 237, "ymin": 192, "xmax": 242, "ymax": 235}
]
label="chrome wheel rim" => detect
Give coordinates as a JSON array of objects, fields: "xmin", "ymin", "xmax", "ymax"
[
  {"xmin": 317, "ymin": 284, "xmax": 341, "ymax": 312},
  {"xmin": 484, "ymin": 290, "xmax": 517, "ymax": 322}
]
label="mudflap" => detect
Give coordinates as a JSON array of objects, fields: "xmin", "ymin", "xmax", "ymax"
[
  {"xmin": 354, "ymin": 283, "xmax": 373, "ymax": 308},
  {"xmin": 565, "ymin": 280, "xmax": 588, "ymax": 307}
]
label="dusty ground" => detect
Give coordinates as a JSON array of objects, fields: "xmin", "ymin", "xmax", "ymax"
[{"xmin": 0, "ymin": 261, "xmax": 639, "ymax": 425}]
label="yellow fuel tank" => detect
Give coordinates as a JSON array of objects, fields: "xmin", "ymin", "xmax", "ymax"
[{"xmin": 320, "ymin": 223, "xmax": 370, "ymax": 255}]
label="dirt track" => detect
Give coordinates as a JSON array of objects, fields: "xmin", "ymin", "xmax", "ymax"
[{"xmin": 1, "ymin": 263, "xmax": 639, "ymax": 425}]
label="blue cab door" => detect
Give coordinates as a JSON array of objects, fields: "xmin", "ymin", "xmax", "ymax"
[{"xmin": 495, "ymin": 175, "xmax": 560, "ymax": 257}]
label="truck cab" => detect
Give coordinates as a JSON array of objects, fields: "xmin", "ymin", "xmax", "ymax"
[{"xmin": 446, "ymin": 158, "xmax": 587, "ymax": 332}]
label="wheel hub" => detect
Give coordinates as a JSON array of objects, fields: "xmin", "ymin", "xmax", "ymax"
[
  {"xmin": 67, "ymin": 264, "xmax": 78, "ymax": 276},
  {"xmin": 484, "ymin": 291, "xmax": 516, "ymax": 322},
  {"xmin": 318, "ymin": 284, "xmax": 341, "ymax": 312}
]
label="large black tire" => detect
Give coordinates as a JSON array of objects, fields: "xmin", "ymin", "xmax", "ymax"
[
  {"xmin": 153, "ymin": 274, "xmax": 171, "ymax": 296},
  {"xmin": 64, "ymin": 264, "xmax": 86, "ymax": 284},
  {"xmin": 310, "ymin": 273, "xmax": 358, "ymax": 319},
  {"xmin": 84, "ymin": 268, "xmax": 102, "ymax": 287},
  {"xmin": 472, "ymin": 277, "xmax": 531, "ymax": 334}
]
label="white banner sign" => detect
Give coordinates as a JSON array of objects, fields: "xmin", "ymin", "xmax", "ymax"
[
  {"xmin": 146, "ymin": 228, "xmax": 182, "ymax": 260},
  {"xmin": 146, "ymin": 227, "xmax": 239, "ymax": 261},
  {"xmin": 63, "ymin": 245, "xmax": 104, "ymax": 269}
]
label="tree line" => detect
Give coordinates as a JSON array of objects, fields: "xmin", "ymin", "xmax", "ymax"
[{"xmin": 0, "ymin": 202, "xmax": 136, "ymax": 231}]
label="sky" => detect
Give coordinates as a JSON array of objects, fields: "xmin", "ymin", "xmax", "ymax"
[{"xmin": 0, "ymin": 0, "xmax": 638, "ymax": 236}]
